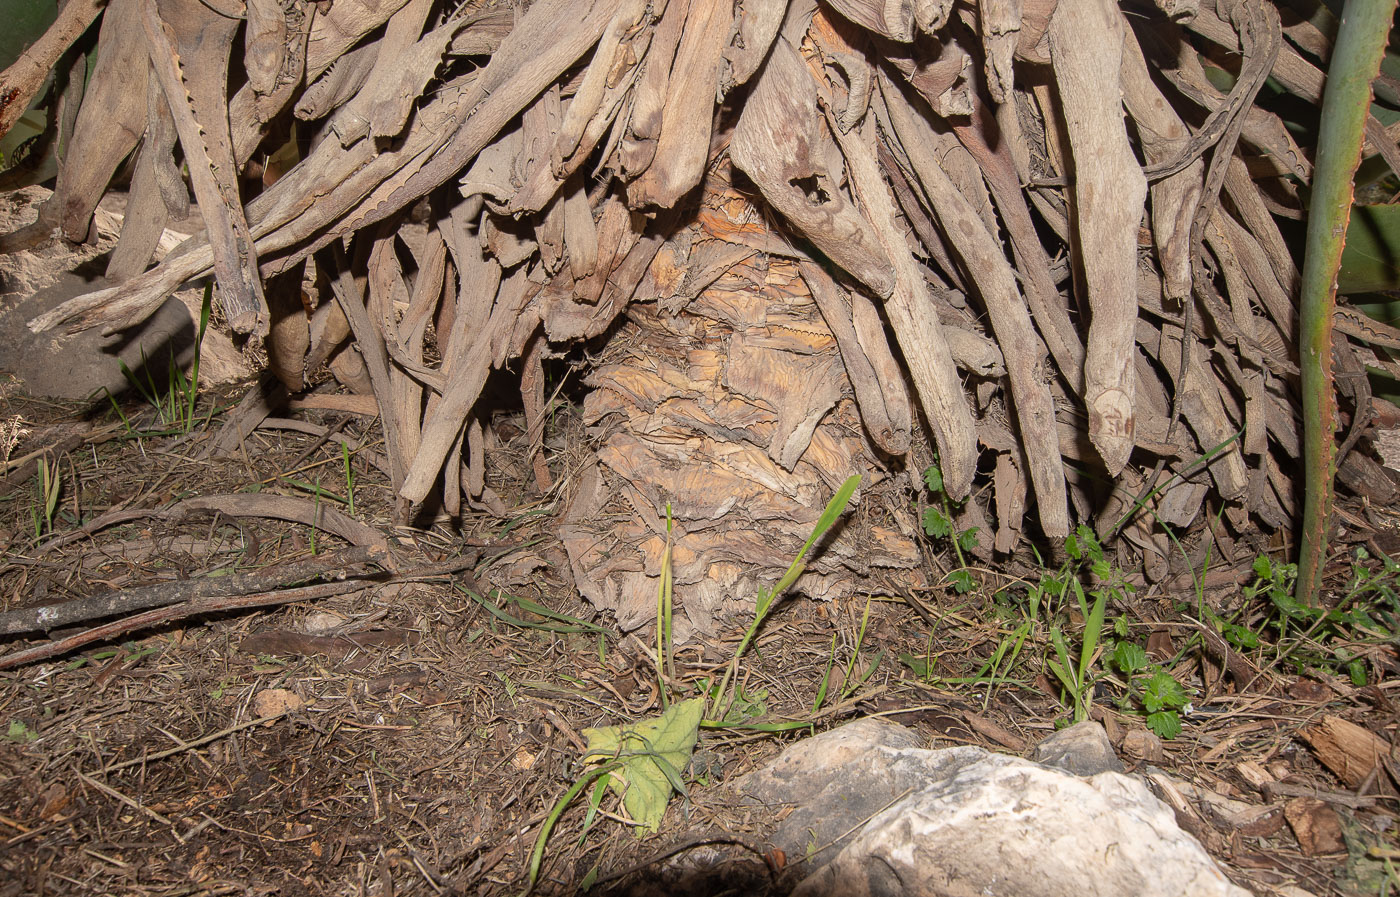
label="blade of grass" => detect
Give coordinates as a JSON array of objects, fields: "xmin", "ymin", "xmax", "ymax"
[
  {"xmin": 839, "ymin": 595, "xmax": 874, "ymax": 700},
  {"xmin": 41, "ymin": 456, "xmax": 60, "ymax": 534},
  {"xmin": 341, "ymin": 441, "xmax": 356, "ymax": 516},
  {"xmin": 707, "ymin": 475, "xmax": 860, "ymax": 723},
  {"xmin": 656, "ymin": 502, "xmax": 674, "ymax": 708},
  {"xmin": 185, "ymin": 282, "xmax": 211, "ymax": 428},
  {"xmin": 459, "ymin": 587, "xmax": 613, "ymax": 635},
  {"xmin": 278, "ymin": 477, "xmax": 349, "ymax": 504},
  {"xmin": 1101, "ymin": 430, "xmax": 1242, "ymax": 541},
  {"xmin": 1077, "ymin": 588, "xmax": 1107, "ymax": 705},
  {"xmin": 524, "ymin": 760, "xmax": 624, "ymax": 894},
  {"xmin": 811, "ymin": 632, "xmax": 838, "ymax": 714}
]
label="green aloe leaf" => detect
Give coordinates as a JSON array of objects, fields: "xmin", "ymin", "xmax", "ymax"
[
  {"xmin": 1338, "ymin": 204, "xmax": 1400, "ymax": 294},
  {"xmin": 1297, "ymin": 0, "xmax": 1400, "ymax": 605}
]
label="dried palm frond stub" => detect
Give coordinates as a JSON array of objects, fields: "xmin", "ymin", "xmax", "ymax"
[{"xmin": 5, "ymin": 0, "xmax": 1398, "ymax": 628}]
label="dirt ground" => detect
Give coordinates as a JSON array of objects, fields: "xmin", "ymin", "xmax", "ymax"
[{"xmin": 0, "ymin": 359, "xmax": 1398, "ymax": 897}]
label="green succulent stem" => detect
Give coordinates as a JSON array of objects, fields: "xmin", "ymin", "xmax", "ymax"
[{"xmin": 1297, "ymin": 0, "xmax": 1397, "ymax": 605}]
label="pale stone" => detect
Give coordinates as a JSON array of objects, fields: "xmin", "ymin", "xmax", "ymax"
[{"xmin": 730, "ymin": 718, "xmax": 1248, "ymax": 897}]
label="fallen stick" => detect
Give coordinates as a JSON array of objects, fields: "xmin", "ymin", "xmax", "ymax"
[
  {"xmin": 0, "ymin": 545, "xmax": 387, "ymax": 637},
  {"xmin": 0, "ymin": 580, "xmax": 369, "ymax": 670}
]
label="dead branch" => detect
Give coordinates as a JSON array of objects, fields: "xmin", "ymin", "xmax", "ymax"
[{"xmin": 0, "ymin": 545, "xmax": 387, "ymax": 636}]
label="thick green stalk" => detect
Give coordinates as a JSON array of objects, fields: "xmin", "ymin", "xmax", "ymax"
[{"xmin": 1297, "ymin": 0, "xmax": 1397, "ymax": 605}]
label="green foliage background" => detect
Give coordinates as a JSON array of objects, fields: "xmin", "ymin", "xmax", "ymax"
[{"xmin": 0, "ymin": 0, "xmax": 57, "ymax": 165}]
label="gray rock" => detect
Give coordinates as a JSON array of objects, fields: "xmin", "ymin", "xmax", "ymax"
[
  {"xmin": 729, "ymin": 718, "xmax": 1248, "ymax": 897},
  {"xmin": 732, "ymin": 717, "xmax": 957, "ymax": 860},
  {"xmin": 1029, "ymin": 719, "xmax": 1126, "ymax": 776},
  {"xmin": 0, "ymin": 186, "xmax": 249, "ymax": 400},
  {"xmin": 1, "ymin": 272, "xmax": 199, "ymax": 400}
]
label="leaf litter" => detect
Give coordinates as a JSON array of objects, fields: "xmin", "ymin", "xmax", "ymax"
[{"xmin": 0, "ymin": 379, "xmax": 1393, "ymax": 895}]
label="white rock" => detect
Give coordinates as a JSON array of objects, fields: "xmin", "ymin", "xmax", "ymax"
[
  {"xmin": 732, "ymin": 719, "xmax": 1249, "ymax": 897},
  {"xmin": 791, "ymin": 749, "xmax": 1249, "ymax": 897}
]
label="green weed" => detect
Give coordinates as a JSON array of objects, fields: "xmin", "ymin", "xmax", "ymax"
[
  {"xmin": 1107, "ymin": 640, "xmax": 1193, "ymax": 738},
  {"xmin": 458, "ymin": 586, "xmax": 612, "ymax": 635},
  {"xmin": 900, "ymin": 521, "xmax": 1203, "ymax": 734},
  {"xmin": 279, "ymin": 476, "xmax": 349, "ymax": 506},
  {"xmin": 703, "ymin": 679, "xmax": 770, "ymax": 726},
  {"xmin": 706, "ymin": 474, "xmax": 861, "ymax": 724},
  {"xmin": 1031, "ymin": 529, "xmax": 1201, "ymax": 734},
  {"xmin": 839, "ymin": 596, "xmax": 881, "ymax": 700},
  {"xmin": 812, "ymin": 596, "xmax": 880, "ymax": 714},
  {"xmin": 812, "ymin": 632, "xmax": 840, "ymax": 714},
  {"xmin": 524, "ymin": 476, "xmax": 862, "ymax": 892},
  {"xmin": 921, "ymin": 464, "xmax": 979, "ymax": 593},
  {"xmin": 31, "ymin": 455, "xmax": 61, "ymax": 539},
  {"xmin": 903, "ymin": 447, "xmax": 1396, "ymax": 737},
  {"xmin": 1033, "ymin": 526, "xmax": 1121, "ymax": 723},
  {"xmin": 526, "ymin": 699, "xmax": 704, "ymax": 893},
  {"xmin": 111, "ymin": 283, "xmax": 213, "ymax": 434},
  {"xmin": 1237, "ymin": 549, "xmax": 1400, "ymax": 685},
  {"xmin": 525, "ymin": 759, "xmax": 623, "ymax": 892}
]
